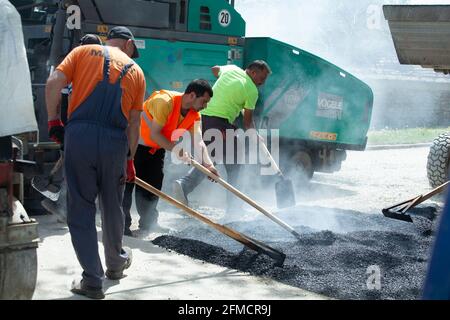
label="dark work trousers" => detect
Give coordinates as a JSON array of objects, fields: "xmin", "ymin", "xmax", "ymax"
[
  {"xmin": 122, "ymin": 146, "xmax": 166, "ymax": 231},
  {"xmin": 177, "ymin": 115, "xmax": 241, "ymax": 212},
  {"xmin": 423, "ymin": 188, "xmax": 450, "ymax": 299},
  {"xmin": 64, "ymin": 47, "xmax": 134, "ymax": 289}
]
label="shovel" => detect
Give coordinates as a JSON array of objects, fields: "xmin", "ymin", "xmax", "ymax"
[
  {"xmin": 259, "ymin": 141, "xmax": 296, "ymax": 209},
  {"xmin": 135, "ymin": 177, "xmax": 286, "ymax": 266},
  {"xmin": 31, "ymin": 154, "xmax": 63, "ymax": 202},
  {"xmin": 382, "ymin": 181, "xmax": 449, "ymax": 223},
  {"xmin": 189, "ymin": 158, "xmax": 303, "ymax": 241}
]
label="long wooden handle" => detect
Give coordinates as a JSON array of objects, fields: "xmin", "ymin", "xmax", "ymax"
[
  {"xmin": 402, "ymin": 181, "xmax": 450, "ymax": 212},
  {"xmin": 134, "ymin": 177, "xmax": 285, "ymax": 263},
  {"xmin": 259, "ymin": 141, "xmax": 283, "ymax": 176},
  {"xmin": 421, "ymin": 181, "xmax": 450, "ymax": 201},
  {"xmin": 384, "ymin": 181, "xmax": 450, "ymax": 214},
  {"xmin": 189, "ymin": 159, "xmax": 302, "ymax": 240},
  {"xmin": 49, "ymin": 155, "xmax": 64, "ymax": 177}
]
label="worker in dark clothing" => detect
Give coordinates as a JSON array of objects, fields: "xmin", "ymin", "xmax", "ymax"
[
  {"xmin": 45, "ymin": 26, "xmax": 146, "ymax": 299},
  {"xmin": 79, "ymin": 34, "xmax": 103, "ymax": 45},
  {"xmin": 122, "ymin": 80, "xmax": 218, "ymax": 235}
]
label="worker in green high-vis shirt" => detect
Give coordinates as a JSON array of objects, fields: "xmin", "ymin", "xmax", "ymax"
[{"xmin": 173, "ymin": 60, "xmax": 271, "ymax": 215}]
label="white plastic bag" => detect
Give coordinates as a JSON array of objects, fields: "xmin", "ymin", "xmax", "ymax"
[{"xmin": 0, "ymin": 0, "xmax": 38, "ymax": 137}]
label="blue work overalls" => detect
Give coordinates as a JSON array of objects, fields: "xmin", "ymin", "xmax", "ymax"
[{"xmin": 64, "ymin": 46, "xmax": 134, "ymax": 288}]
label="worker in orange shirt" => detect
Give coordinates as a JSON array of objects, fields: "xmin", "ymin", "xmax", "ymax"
[
  {"xmin": 45, "ymin": 26, "xmax": 146, "ymax": 299},
  {"xmin": 122, "ymin": 80, "xmax": 218, "ymax": 235}
]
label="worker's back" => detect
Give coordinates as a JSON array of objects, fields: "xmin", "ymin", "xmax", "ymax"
[
  {"xmin": 56, "ymin": 44, "xmax": 145, "ymax": 123},
  {"xmin": 201, "ymin": 65, "xmax": 258, "ymax": 124}
]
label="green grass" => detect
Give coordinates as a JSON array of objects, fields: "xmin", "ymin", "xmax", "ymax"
[{"xmin": 367, "ymin": 127, "xmax": 450, "ymax": 145}]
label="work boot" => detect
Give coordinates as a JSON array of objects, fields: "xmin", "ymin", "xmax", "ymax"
[
  {"xmin": 105, "ymin": 247, "xmax": 133, "ymax": 280},
  {"xmin": 70, "ymin": 279, "xmax": 105, "ymax": 300},
  {"xmin": 172, "ymin": 180, "xmax": 189, "ymax": 206}
]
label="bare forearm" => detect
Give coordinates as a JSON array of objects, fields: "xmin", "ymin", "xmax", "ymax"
[
  {"xmin": 126, "ymin": 124, "xmax": 140, "ymax": 159},
  {"xmin": 201, "ymin": 142, "xmax": 213, "ymax": 166},
  {"xmin": 244, "ymin": 119, "xmax": 255, "ymax": 130},
  {"xmin": 46, "ymin": 89, "xmax": 61, "ymax": 120},
  {"xmin": 45, "ymin": 72, "xmax": 67, "ymax": 120},
  {"xmin": 127, "ymin": 110, "xmax": 142, "ymax": 158},
  {"xmin": 243, "ymin": 109, "xmax": 255, "ymax": 130},
  {"xmin": 153, "ymin": 132, "xmax": 175, "ymax": 151},
  {"xmin": 191, "ymin": 138, "xmax": 212, "ymax": 165}
]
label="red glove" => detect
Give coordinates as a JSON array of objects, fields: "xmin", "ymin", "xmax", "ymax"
[
  {"xmin": 48, "ymin": 119, "xmax": 64, "ymax": 145},
  {"xmin": 126, "ymin": 159, "xmax": 136, "ymax": 182}
]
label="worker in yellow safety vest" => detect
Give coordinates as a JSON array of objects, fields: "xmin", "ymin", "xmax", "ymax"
[{"xmin": 122, "ymin": 79, "xmax": 219, "ymax": 235}]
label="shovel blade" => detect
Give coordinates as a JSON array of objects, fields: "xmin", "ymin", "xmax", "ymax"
[
  {"xmin": 382, "ymin": 209, "xmax": 413, "ymax": 223},
  {"xmin": 239, "ymin": 233, "xmax": 286, "ymax": 266},
  {"xmin": 275, "ymin": 178, "xmax": 296, "ymax": 209},
  {"xmin": 31, "ymin": 176, "xmax": 61, "ymax": 202}
]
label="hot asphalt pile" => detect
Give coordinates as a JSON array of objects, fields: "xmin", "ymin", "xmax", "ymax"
[{"xmin": 152, "ymin": 205, "xmax": 439, "ymax": 300}]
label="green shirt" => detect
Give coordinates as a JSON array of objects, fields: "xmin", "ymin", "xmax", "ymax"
[{"xmin": 201, "ymin": 65, "xmax": 258, "ymax": 124}]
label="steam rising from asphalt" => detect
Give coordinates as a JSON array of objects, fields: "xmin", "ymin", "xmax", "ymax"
[
  {"xmin": 140, "ymin": 1, "xmax": 450, "ymax": 299},
  {"xmin": 236, "ymin": 0, "xmax": 450, "ymax": 129},
  {"xmin": 160, "ymin": 0, "xmax": 450, "ymax": 226}
]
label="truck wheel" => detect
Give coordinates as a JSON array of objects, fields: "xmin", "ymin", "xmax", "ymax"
[
  {"xmin": 292, "ymin": 150, "xmax": 314, "ymax": 180},
  {"xmin": 281, "ymin": 150, "xmax": 314, "ymax": 188},
  {"xmin": 427, "ymin": 133, "xmax": 450, "ymax": 188}
]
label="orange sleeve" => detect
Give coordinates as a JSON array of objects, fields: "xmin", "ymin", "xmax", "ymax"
[{"xmin": 132, "ymin": 67, "xmax": 146, "ymax": 111}]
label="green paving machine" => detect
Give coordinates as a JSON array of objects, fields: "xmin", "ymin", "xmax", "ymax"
[{"xmin": 14, "ymin": 0, "xmax": 374, "ymax": 213}]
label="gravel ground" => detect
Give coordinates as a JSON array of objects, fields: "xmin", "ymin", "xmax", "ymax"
[{"xmin": 130, "ymin": 146, "xmax": 445, "ymax": 300}]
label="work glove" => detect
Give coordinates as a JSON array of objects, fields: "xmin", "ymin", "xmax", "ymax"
[
  {"xmin": 126, "ymin": 159, "xmax": 136, "ymax": 183},
  {"xmin": 48, "ymin": 119, "xmax": 65, "ymax": 145}
]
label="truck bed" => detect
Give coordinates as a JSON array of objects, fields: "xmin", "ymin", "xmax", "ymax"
[{"xmin": 384, "ymin": 5, "xmax": 450, "ymax": 72}]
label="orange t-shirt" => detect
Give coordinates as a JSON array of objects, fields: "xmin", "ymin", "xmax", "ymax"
[{"xmin": 56, "ymin": 44, "xmax": 146, "ymax": 121}]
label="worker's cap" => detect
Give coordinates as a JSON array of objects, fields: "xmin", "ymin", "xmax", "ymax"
[
  {"xmin": 79, "ymin": 34, "xmax": 102, "ymax": 46},
  {"xmin": 107, "ymin": 26, "xmax": 140, "ymax": 59}
]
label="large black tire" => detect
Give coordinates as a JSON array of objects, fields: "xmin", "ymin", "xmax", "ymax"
[
  {"xmin": 427, "ymin": 133, "xmax": 450, "ymax": 188},
  {"xmin": 291, "ymin": 150, "xmax": 314, "ymax": 180}
]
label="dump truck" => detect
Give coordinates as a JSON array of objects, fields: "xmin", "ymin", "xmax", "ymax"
[
  {"xmin": 381, "ymin": 5, "xmax": 450, "ymax": 231},
  {"xmin": 384, "ymin": 5, "xmax": 450, "ymax": 189},
  {"xmin": 12, "ymin": 0, "xmax": 374, "ymax": 214}
]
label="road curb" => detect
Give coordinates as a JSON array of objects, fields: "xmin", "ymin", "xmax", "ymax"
[{"xmin": 366, "ymin": 142, "xmax": 432, "ymax": 151}]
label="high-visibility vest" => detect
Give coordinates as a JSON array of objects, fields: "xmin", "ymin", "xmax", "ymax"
[{"xmin": 139, "ymin": 90, "xmax": 201, "ymax": 154}]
